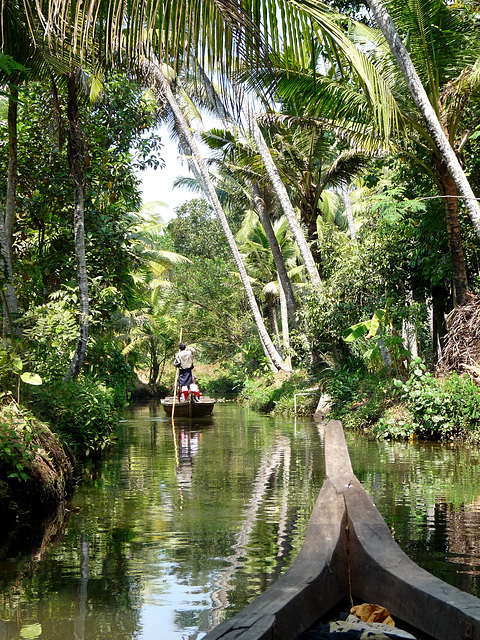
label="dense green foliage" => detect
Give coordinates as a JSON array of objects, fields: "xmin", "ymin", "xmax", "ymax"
[
  {"xmin": 29, "ymin": 378, "xmax": 120, "ymax": 454},
  {"xmin": 3, "ymin": 0, "xmax": 480, "ymax": 513},
  {"xmin": 375, "ymin": 361, "xmax": 480, "ymax": 442}
]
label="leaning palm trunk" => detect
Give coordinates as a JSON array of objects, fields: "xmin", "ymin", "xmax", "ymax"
[
  {"xmin": 64, "ymin": 71, "xmax": 89, "ymax": 380},
  {"xmin": 250, "ymin": 182, "xmax": 300, "ymax": 328},
  {"xmin": 366, "ymin": 0, "xmax": 480, "ymax": 243},
  {"xmin": 154, "ymin": 65, "xmax": 290, "ymax": 372},
  {"xmin": 193, "ymin": 65, "xmax": 302, "ymax": 329},
  {"xmin": 236, "ymin": 87, "xmax": 323, "ymax": 291},
  {"xmin": 343, "ymin": 185, "xmax": 357, "ymax": 242},
  {"xmin": 278, "ymin": 277, "xmax": 292, "ymax": 369}
]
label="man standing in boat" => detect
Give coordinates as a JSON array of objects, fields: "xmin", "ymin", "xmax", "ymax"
[{"xmin": 174, "ymin": 342, "xmax": 195, "ymax": 401}]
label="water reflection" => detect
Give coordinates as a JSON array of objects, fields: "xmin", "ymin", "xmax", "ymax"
[
  {"xmin": 174, "ymin": 421, "xmax": 213, "ymax": 492},
  {"xmin": 210, "ymin": 436, "xmax": 291, "ymax": 627},
  {"xmin": 2, "ymin": 407, "xmax": 480, "ymax": 640},
  {"xmin": 0, "ymin": 403, "xmax": 323, "ymax": 640},
  {"xmin": 345, "ymin": 431, "xmax": 480, "ymax": 595}
]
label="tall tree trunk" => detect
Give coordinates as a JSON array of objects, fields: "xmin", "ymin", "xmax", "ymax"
[
  {"xmin": 402, "ymin": 292, "xmax": 418, "ymax": 359},
  {"xmin": 343, "ymin": 185, "xmax": 357, "ymax": 241},
  {"xmin": 366, "ymin": 0, "xmax": 480, "ymax": 244},
  {"xmin": 278, "ymin": 277, "xmax": 292, "ymax": 369},
  {"xmin": 6, "ymin": 86, "xmax": 18, "ymax": 255},
  {"xmin": 436, "ymin": 161, "xmax": 468, "ymax": 306},
  {"xmin": 0, "ymin": 205, "xmax": 20, "ymax": 336},
  {"xmin": 250, "ymin": 182, "xmax": 300, "ymax": 328},
  {"xmin": 155, "ymin": 65, "xmax": 290, "ymax": 372},
  {"xmin": 431, "ymin": 285, "xmax": 448, "ymax": 363},
  {"xmin": 64, "ymin": 71, "xmax": 89, "ymax": 380},
  {"xmin": 266, "ymin": 293, "xmax": 280, "ymax": 340},
  {"xmin": 236, "ymin": 88, "xmax": 323, "ymax": 291},
  {"xmin": 0, "ymin": 87, "xmax": 21, "ymax": 337},
  {"xmin": 193, "ymin": 65, "xmax": 302, "ymax": 331}
]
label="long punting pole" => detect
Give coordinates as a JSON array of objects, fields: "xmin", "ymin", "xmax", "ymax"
[{"xmin": 171, "ymin": 328, "xmax": 183, "ymax": 423}]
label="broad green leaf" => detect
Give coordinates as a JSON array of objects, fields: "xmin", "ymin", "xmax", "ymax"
[
  {"xmin": 20, "ymin": 372, "xmax": 43, "ymax": 385},
  {"xmin": 344, "ymin": 320, "xmax": 371, "ymax": 342},
  {"xmin": 12, "ymin": 357, "xmax": 23, "ymax": 372},
  {"xmin": 366, "ymin": 309, "xmax": 386, "ymax": 339}
]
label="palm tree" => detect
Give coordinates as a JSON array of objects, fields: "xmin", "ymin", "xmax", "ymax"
[
  {"xmin": 150, "ymin": 63, "xmax": 290, "ymax": 372},
  {"xmin": 236, "ymin": 211, "xmax": 303, "ymax": 357},
  {"xmin": 288, "ymin": 0, "xmax": 480, "ymax": 305},
  {"xmin": 237, "ymin": 87, "xmax": 324, "ymax": 291},
  {"xmin": 39, "ymin": 0, "xmax": 403, "ymax": 292},
  {"xmin": 259, "ymin": 119, "xmax": 369, "ymax": 268},
  {"xmin": 363, "ymin": 0, "xmax": 480, "ymax": 242},
  {"xmin": 0, "ymin": 5, "xmax": 59, "ymax": 334},
  {"xmin": 117, "ymin": 208, "xmax": 190, "ymax": 386},
  {"xmin": 196, "ymin": 125, "xmax": 302, "ymax": 327},
  {"xmin": 63, "ymin": 69, "xmax": 90, "ymax": 379}
]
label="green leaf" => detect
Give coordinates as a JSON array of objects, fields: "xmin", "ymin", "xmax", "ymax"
[
  {"xmin": 344, "ymin": 320, "xmax": 371, "ymax": 342},
  {"xmin": 20, "ymin": 372, "xmax": 43, "ymax": 385},
  {"xmin": 12, "ymin": 357, "xmax": 23, "ymax": 373},
  {"xmin": 366, "ymin": 309, "xmax": 385, "ymax": 339}
]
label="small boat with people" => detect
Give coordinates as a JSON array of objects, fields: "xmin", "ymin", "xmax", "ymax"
[
  {"xmin": 161, "ymin": 393, "xmax": 216, "ymax": 418},
  {"xmin": 165, "ymin": 339, "xmax": 216, "ymax": 418},
  {"xmin": 203, "ymin": 420, "xmax": 480, "ymax": 640}
]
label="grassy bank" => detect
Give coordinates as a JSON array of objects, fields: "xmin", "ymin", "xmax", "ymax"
[{"xmin": 232, "ymin": 357, "xmax": 480, "ymax": 444}]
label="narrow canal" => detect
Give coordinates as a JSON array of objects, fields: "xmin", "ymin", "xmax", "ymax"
[{"xmin": 1, "ymin": 401, "xmax": 480, "ymax": 640}]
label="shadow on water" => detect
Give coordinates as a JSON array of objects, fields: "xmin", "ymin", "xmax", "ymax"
[{"xmin": 0, "ymin": 503, "xmax": 72, "ymax": 639}]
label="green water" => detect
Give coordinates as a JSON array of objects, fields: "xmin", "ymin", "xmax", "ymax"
[{"xmin": 1, "ymin": 402, "xmax": 480, "ymax": 640}]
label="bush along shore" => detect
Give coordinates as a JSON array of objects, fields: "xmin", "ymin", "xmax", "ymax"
[
  {"xmin": 236, "ymin": 359, "xmax": 480, "ymax": 445},
  {"xmin": 0, "ymin": 371, "xmax": 133, "ymax": 523}
]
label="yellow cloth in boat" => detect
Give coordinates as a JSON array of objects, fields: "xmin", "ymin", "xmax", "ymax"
[{"xmin": 351, "ymin": 604, "xmax": 395, "ymax": 627}]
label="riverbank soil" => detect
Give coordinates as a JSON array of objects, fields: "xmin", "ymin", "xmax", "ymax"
[{"xmin": 0, "ymin": 400, "xmax": 75, "ymax": 525}]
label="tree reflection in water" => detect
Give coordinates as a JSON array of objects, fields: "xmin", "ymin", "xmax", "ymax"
[{"xmin": 2, "ymin": 406, "xmax": 480, "ymax": 640}]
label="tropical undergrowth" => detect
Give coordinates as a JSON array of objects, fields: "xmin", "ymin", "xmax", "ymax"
[
  {"xmin": 322, "ymin": 356, "xmax": 480, "ymax": 444},
  {"xmin": 28, "ymin": 378, "xmax": 121, "ymax": 456},
  {"xmin": 2, "ymin": 315, "xmax": 135, "ymax": 459},
  {"xmin": 238, "ymin": 370, "xmax": 319, "ymax": 415},
  {"xmin": 374, "ymin": 359, "xmax": 480, "ymax": 443},
  {"xmin": 0, "ymin": 396, "xmax": 75, "ymax": 522}
]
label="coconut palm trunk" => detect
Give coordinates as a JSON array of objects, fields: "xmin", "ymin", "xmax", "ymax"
[
  {"xmin": 192, "ymin": 64, "xmax": 302, "ymax": 327},
  {"xmin": 250, "ymin": 182, "xmax": 300, "ymax": 327},
  {"xmin": 278, "ymin": 277, "xmax": 292, "ymax": 369},
  {"xmin": 0, "ymin": 85, "xmax": 21, "ymax": 337},
  {"xmin": 6, "ymin": 85, "xmax": 18, "ymax": 255},
  {"xmin": 64, "ymin": 71, "xmax": 89, "ymax": 380},
  {"xmin": 436, "ymin": 161, "xmax": 468, "ymax": 306},
  {"xmin": 155, "ymin": 65, "xmax": 290, "ymax": 372},
  {"xmin": 343, "ymin": 185, "xmax": 356, "ymax": 242},
  {"xmin": 366, "ymin": 0, "xmax": 480, "ymax": 244},
  {"xmin": 236, "ymin": 87, "xmax": 323, "ymax": 291}
]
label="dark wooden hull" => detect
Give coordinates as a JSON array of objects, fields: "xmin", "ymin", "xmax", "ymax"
[
  {"xmin": 161, "ymin": 396, "xmax": 215, "ymax": 418},
  {"xmin": 204, "ymin": 420, "xmax": 480, "ymax": 640}
]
